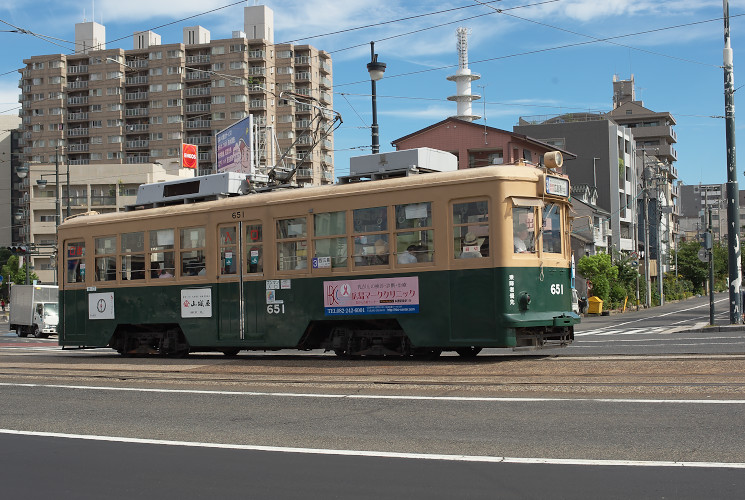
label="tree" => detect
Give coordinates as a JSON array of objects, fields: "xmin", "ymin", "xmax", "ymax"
[
  {"xmin": 676, "ymin": 240, "xmax": 708, "ymax": 294},
  {"xmin": 0, "ymin": 255, "xmax": 39, "ymax": 286},
  {"xmin": 577, "ymin": 253, "xmax": 618, "ymax": 303}
]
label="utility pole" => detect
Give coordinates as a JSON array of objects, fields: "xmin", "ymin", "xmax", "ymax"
[
  {"xmin": 724, "ymin": 0, "xmax": 742, "ymax": 323},
  {"xmin": 709, "ymin": 199, "xmax": 716, "ymax": 325},
  {"xmin": 643, "ymin": 166, "xmax": 652, "ymax": 308}
]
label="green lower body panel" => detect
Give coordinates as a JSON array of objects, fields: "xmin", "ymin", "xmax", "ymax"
[{"xmin": 59, "ymin": 266, "xmax": 579, "ymax": 352}]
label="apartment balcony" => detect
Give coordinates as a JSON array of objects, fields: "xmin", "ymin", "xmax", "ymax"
[
  {"xmin": 185, "ymin": 54, "xmax": 210, "ymax": 64},
  {"xmin": 322, "ymin": 171, "xmax": 334, "ymax": 182},
  {"xmin": 125, "ymin": 155, "xmax": 151, "ymax": 164},
  {"xmin": 250, "ymin": 100, "xmax": 266, "ymax": 109},
  {"xmin": 126, "ymin": 123, "xmax": 149, "ymax": 133},
  {"xmin": 67, "ymin": 143, "xmax": 89, "ymax": 152},
  {"xmin": 247, "ymin": 84, "xmax": 265, "ymax": 92},
  {"xmin": 125, "ymin": 91, "xmax": 148, "ymax": 101},
  {"xmin": 125, "ymin": 139, "xmax": 149, "ymax": 149},
  {"xmin": 67, "ymin": 65, "xmax": 89, "ymax": 74},
  {"xmin": 294, "ymin": 56, "xmax": 310, "ymax": 66},
  {"xmin": 125, "ymin": 75, "xmax": 148, "ymax": 85},
  {"xmin": 185, "ymin": 103, "xmax": 211, "ymax": 113},
  {"xmin": 185, "ymin": 87, "xmax": 210, "ymax": 97},
  {"xmin": 295, "ymin": 72, "xmax": 311, "ymax": 81},
  {"xmin": 296, "ymin": 103, "xmax": 312, "ymax": 113},
  {"xmin": 186, "ymin": 120, "xmax": 211, "ymax": 129},
  {"xmin": 297, "ymin": 168, "xmax": 313, "ymax": 179},
  {"xmin": 67, "ymin": 96, "xmax": 88, "ymax": 105},
  {"xmin": 68, "ymin": 80, "xmax": 88, "ymax": 89},
  {"xmin": 296, "ymin": 119, "xmax": 311, "ymax": 129},
  {"xmin": 125, "ymin": 108, "xmax": 148, "ymax": 117},
  {"xmin": 322, "ymin": 139, "xmax": 332, "ymax": 150},
  {"xmin": 197, "ymin": 152, "xmax": 211, "ymax": 161},
  {"xmin": 320, "ymin": 92, "xmax": 331, "ymax": 104},
  {"xmin": 321, "ymin": 155, "xmax": 332, "ymax": 165},
  {"xmin": 319, "ymin": 61, "xmax": 331, "ymax": 73},
  {"xmin": 90, "ymin": 195, "xmax": 117, "ymax": 206},
  {"xmin": 67, "ymin": 127, "xmax": 89, "ymax": 137},
  {"xmin": 248, "ymin": 67, "xmax": 266, "ymax": 76},
  {"xmin": 186, "ymin": 71, "xmax": 210, "ymax": 81},
  {"xmin": 126, "ymin": 59, "xmax": 149, "ymax": 69},
  {"xmin": 320, "ymin": 77, "xmax": 331, "ymax": 89},
  {"xmin": 68, "ymin": 159, "xmax": 90, "ymax": 166},
  {"xmin": 248, "ymin": 50, "xmax": 266, "ymax": 59},
  {"xmin": 187, "ymin": 136, "xmax": 212, "ymax": 145},
  {"xmin": 67, "ymin": 111, "xmax": 88, "ymax": 121},
  {"xmin": 296, "ymin": 136, "xmax": 312, "ymax": 145}
]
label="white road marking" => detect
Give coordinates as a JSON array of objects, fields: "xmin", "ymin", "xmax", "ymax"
[
  {"xmin": 0, "ymin": 428, "xmax": 743, "ymax": 469},
  {"xmin": 2, "ymin": 382, "xmax": 745, "ymax": 404}
]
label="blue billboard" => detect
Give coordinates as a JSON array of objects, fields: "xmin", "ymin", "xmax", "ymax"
[{"xmin": 216, "ymin": 115, "xmax": 254, "ymax": 173}]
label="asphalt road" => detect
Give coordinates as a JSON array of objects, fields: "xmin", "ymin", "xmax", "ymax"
[{"xmin": 1, "ymin": 294, "xmax": 745, "ymax": 498}]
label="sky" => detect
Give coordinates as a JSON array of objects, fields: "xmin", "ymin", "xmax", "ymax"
[{"xmin": 1, "ymin": 0, "xmax": 745, "ymax": 185}]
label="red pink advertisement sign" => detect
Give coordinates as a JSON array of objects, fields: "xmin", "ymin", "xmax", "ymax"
[{"xmin": 323, "ymin": 277, "xmax": 419, "ymax": 315}]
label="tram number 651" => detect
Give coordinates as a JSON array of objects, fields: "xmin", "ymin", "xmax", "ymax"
[
  {"xmin": 550, "ymin": 284, "xmax": 564, "ymax": 295},
  {"xmin": 267, "ymin": 304, "xmax": 285, "ymax": 314}
]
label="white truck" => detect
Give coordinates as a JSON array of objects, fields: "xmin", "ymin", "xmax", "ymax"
[{"xmin": 9, "ymin": 285, "xmax": 59, "ymax": 338}]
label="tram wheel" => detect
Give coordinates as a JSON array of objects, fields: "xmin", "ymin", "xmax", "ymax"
[
  {"xmin": 455, "ymin": 347, "xmax": 482, "ymax": 358},
  {"xmin": 222, "ymin": 348, "xmax": 240, "ymax": 357}
]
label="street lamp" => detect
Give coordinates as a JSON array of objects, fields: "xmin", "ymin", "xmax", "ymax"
[
  {"xmin": 13, "ymin": 210, "xmax": 30, "ymax": 285},
  {"xmin": 366, "ymin": 41, "xmax": 386, "ymax": 154}
]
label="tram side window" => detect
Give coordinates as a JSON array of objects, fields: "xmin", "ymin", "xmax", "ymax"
[
  {"xmin": 66, "ymin": 241, "xmax": 85, "ymax": 284},
  {"xmin": 352, "ymin": 206, "xmax": 389, "ymax": 267},
  {"xmin": 453, "ymin": 200, "xmax": 488, "ymax": 259},
  {"xmin": 513, "ymin": 207, "xmax": 536, "ymax": 254},
  {"xmin": 121, "ymin": 232, "xmax": 145, "ymax": 280},
  {"xmin": 395, "ymin": 202, "xmax": 433, "ymax": 264},
  {"xmin": 219, "ymin": 226, "xmax": 237, "ymax": 275},
  {"xmin": 313, "ymin": 211, "xmax": 347, "ymax": 268},
  {"xmin": 180, "ymin": 227, "xmax": 206, "ymax": 277},
  {"xmin": 277, "ymin": 217, "xmax": 307, "ymax": 271},
  {"xmin": 246, "ymin": 224, "xmax": 263, "ymax": 274},
  {"xmin": 150, "ymin": 229, "xmax": 175, "ymax": 279},
  {"xmin": 94, "ymin": 236, "xmax": 117, "ymax": 281},
  {"xmin": 542, "ymin": 204, "xmax": 562, "ymax": 254}
]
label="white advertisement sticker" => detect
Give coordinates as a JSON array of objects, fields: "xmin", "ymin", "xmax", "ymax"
[
  {"xmin": 181, "ymin": 288, "xmax": 213, "ymax": 318},
  {"xmin": 88, "ymin": 292, "xmax": 115, "ymax": 320}
]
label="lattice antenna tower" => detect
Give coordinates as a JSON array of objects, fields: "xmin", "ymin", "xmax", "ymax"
[{"xmin": 447, "ymin": 27, "xmax": 481, "ymax": 121}]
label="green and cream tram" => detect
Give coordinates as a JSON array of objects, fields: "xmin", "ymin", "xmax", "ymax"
[{"xmin": 58, "ymin": 160, "xmax": 579, "ymax": 357}]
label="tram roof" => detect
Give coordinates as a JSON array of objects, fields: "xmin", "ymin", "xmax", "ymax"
[{"xmin": 59, "ymin": 165, "xmax": 548, "ymax": 229}]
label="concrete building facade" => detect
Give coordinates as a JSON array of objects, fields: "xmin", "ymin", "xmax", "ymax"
[
  {"xmin": 26, "ymin": 162, "xmax": 194, "ymax": 283},
  {"xmin": 15, "ymin": 4, "xmax": 334, "ymax": 247},
  {"xmin": 514, "ymin": 115, "xmax": 637, "ymax": 253}
]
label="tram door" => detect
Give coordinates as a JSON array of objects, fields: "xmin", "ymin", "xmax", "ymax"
[
  {"xmin": 216, "ymin": 222, "xmax": 263, "ymax": 342},
  {"xmin": 217, "ymin": 223, "xmax": 243, "ymax": 341}
]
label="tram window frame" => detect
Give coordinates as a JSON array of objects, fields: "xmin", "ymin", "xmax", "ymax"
[
  {"xmin": 218, "ymin": 225, "xmax": 238, "ymax": 275},
  {"xmin": 65, "ymin": 240, "xmax": 86, "ymax": 284},
  {"xmin": 150, "ymin": 229, "xmax": 175, "ymax": 279},
  {"xmin": 541, "ymin": 203, "xmax": 562, "ymax": 254},
  {"xmin": 276, "ymin": 216, "xmax": 308, "ymax": 271},
  {"xmin": 180, "ymin": 227, "xmax": 206, "ymax": 277},
  {"xmin": 352, "ymin": 206, "xmax": 390, "ymax": 268},
  {"xmin": 512, "ymin": 206, "xmax": 536, "ymax": 254},
  {"xmin": 394, "ymin": 201, "xmax": 434, "ymax": 265},
  {"xmin": 120, "ymin": 231, "xmax": 146, "ymax": 281},
  {"xmin": 94, "ymin": 235, "xmax": 117, "ymax": 282},
  {"xmin": 313, "ymin": 211, "xmax": 347, "ymax": 269},
  {"xmin": 452, "ymin": 199, "xmax": 489, "ymax": 259},
  {"xmin": 245, "ymin": 223, "xmax": 263, "ymax": 275}
]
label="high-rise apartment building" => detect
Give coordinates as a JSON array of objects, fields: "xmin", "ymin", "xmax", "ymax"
[{"xmin": 17, "ymin": 4, "xmax": 334, "ymax": 184}]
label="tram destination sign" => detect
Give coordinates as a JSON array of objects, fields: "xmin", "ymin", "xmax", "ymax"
[
  {"xmin": 324, "ymin": 277, "xmax": 420, "ymax": 315},
  {"xmin": 544, "ymin": 175, "xmax": 569, "ymax": 197}
]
